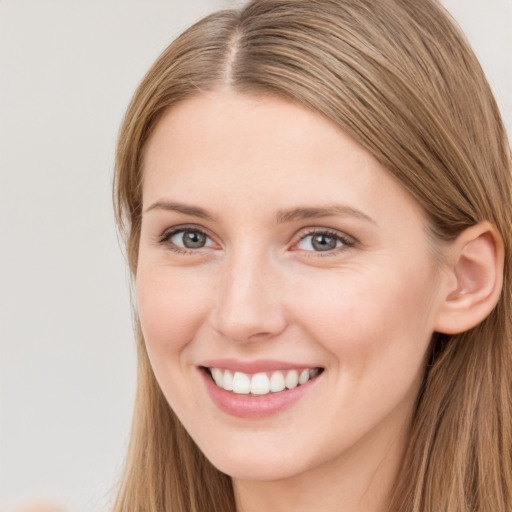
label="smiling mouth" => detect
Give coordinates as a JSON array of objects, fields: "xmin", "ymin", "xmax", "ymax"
[{"xmin": 202, "ymin": 367, "xmax": 324, "ymax": 396}]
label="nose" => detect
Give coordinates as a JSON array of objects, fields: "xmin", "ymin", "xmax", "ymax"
[{"xmin": 210, "ymin": 250, "xmax": 287, "ymax": 343}]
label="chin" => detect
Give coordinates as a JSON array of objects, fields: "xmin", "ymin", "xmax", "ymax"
[
  {"xmin": 213, "ymin": 459, "xmax": 302, "ymax": 482},
  {"xmin": 200, "ymin": 442, "xmax": 308, "ymax": 482}
]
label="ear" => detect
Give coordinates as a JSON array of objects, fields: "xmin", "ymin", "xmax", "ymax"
[{"xmin": 434, "ymin": 222, "xmax": 504, "ymax": 335}]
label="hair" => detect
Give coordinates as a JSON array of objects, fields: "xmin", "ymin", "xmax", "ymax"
[{"xmin": 113, "ymin": 1, "xmax": 512, "ymax": 511}]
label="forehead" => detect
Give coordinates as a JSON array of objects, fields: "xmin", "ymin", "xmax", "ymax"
[{"xmin": 142, "ymin": 90, "xmax": 424, "ymax": 224}]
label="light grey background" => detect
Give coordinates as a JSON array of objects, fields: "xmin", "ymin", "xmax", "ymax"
[{"xmin": 1, "ymin": 1, "xmax": 510, "ymax": 511}]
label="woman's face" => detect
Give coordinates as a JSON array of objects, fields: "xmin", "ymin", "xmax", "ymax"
[{"xmin": 138, "ymin": 91, "xmax": 446, "ymax": 483}]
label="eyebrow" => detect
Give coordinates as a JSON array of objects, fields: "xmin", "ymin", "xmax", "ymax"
[
  {"xmin": 144, "ymin": 200, "xmax": 375, "ymax": 224},
  {"xmin": 144, "ymin": 200, "xmax": 216, "ymax": 220},
  {"xmin": 275, "ymin": 205, "xmax": 375, "ymax": 224}
]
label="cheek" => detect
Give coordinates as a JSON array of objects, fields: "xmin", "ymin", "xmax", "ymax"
[
  {"xmin": 136, "ymin": 264, "xmax": 216, "ymax": 413},
  {"xmin": 289, "ymin": 263, "xmax": 437, "ymax": 374},
  {"xmin": 287, "ymin": 267, "xmax": 436, "ymax": 446},
  {"xmin": 136, "ymin": 264, "xmax": 213, "ymax": 355}
]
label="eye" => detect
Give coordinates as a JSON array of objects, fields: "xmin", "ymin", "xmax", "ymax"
[
  {"xmin": 296, "ymin": 230, "xmax": 354, "ymax": 252},
  {"xmin": 159, "ymin": 227, "xmax": 215, "ymax": 251}
]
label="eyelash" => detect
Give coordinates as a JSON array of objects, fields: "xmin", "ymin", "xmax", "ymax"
[
  {"xmin": 157, "ymin": 225, "xmax": 212, "ymax": 255},
  {"xmin": 295, "ymin": 228, "xmax": 356, "ymax": 257},
  {"xmin": 156, "ymin": 225, "xmax": 357, "ymax": 256}
]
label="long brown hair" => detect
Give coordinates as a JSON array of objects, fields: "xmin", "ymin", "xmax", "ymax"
[{"xmin": 113, "ymin": 1, "xmax": 512, "ymax": 510}]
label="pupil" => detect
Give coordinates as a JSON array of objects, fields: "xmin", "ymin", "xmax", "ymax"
[
  {"xmin": 312, "ymin": 234, "xmax": 337, "ymax": 251},
  {"xmin": 183, "ymin": 231, "xmax": 206, "ymax": 248}
]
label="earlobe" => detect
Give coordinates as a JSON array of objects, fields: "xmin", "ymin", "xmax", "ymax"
[{"xmin": 434, "ymin": 222, "xmax": 504, "ymax": 335}]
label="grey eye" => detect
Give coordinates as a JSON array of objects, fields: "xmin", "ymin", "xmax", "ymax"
[
  {"xmin": 311, "ymin": 234, "xmax": 338, "ymax": 251},
  {"xmin": 297, "ymin": 232, "xmax": 343, "ymax": 252},
  {"xmin": 171, "ymin": 230, "xmax": 211, "ymax": 249}
]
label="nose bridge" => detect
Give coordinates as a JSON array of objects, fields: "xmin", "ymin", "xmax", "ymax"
[{"xmin": 212, "ymin": 245, "xmax": 286, "ymax": 343}]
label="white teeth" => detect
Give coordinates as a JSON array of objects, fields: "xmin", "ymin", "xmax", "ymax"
[
  {"xmin": 269, "ymin": 371, "xmax": 285, "ymax": 392},
  {"xmin": 285, "ymin": 369, "xmax": 299, "ymax": 389},
  {"xmin": 211, "ymin": 368, "xmax": 224, "ymax": 387},
  {"xmin": 250, "ymin": 372, "xmax": 270, "ymax": 395},
  {"xmin": 299, "ymin": 369, "xmax": 310, "ymax": 385},
  {"xmin": 223, "ymin": 370, "xmax": 234, "ymax": 391},
  {"xmin": 232, "ymin": 372, "xmax": 251, "ymax": 394},
  {"xmin": 209, "ymin": 367, "xmax": 321, "ymax": 395}
]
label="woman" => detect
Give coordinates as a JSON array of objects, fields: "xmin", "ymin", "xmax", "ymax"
[{"xmin": 113, "ymin": 0, "xmax": 512, "ymax": 510}]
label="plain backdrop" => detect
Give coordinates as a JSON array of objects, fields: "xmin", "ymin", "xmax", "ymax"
[{"xmin": 1, "ymin": 1, "xmax": 510, "ymax": 511}]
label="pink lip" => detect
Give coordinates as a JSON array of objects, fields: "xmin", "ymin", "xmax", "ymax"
[
  {"xmin": 200, "ymin": 358, "xmax": 318, "ymax": 374},
  {"xmin": 199, "ymin": 366, "xmax": 322, "ymax": 419}
]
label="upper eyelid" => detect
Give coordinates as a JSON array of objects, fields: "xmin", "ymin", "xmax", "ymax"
[
  {"xmin": 298, "ymin": 227, "xmax": 345, "ymax": 238},
  {"xmin": 294, "ymin": 227, "xmax": 357, "ymax": 243},
  {"xmin": 159, "ymin": 224, "xmax": 211, "ymax": 239},
  {"xmin": 158, "ymin": 225, "xmax": 352, "ymax": 238}
]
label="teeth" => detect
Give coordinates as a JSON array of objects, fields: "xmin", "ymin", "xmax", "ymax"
[
  {"xmin": 232, "ymin": 372, "xmax": 251, "ymax": 394},
  {"xmin": 208, "ymin": 367, "xmax": 321, "ymax": 396},
  {"xmin": 211, "ymin": 368, "xmax": 224, "ymax": 387},
  {"xmin": 285, "ymin": 369, "xmax": 299, "ymax": 389},
  {"xmin": 269, "ymin": 371, "xmax": 285, "ymax": 392},
  {"xmin": 299, "ymin": 369, "xmax": 310, "ymax": 385},
  {"xmin": 223, "ymin": 370, "xmax": 234, "ymax": 391},
  {"xmin": 309, "ymin": 368, "xmax": 320, "ymax": 379},
  {"xmin": 251, "ymin": 372, "xmax": 270, "ymax": 395}
]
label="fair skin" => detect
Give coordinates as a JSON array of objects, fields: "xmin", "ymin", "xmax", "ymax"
[{"xmin": 136, "ymin": 90, "xmax": 501, "ymax": 512}]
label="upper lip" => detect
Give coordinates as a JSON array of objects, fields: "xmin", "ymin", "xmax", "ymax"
[{"xmin": 200, "ymin": 358, "xmax": 322, "ymax": 374}]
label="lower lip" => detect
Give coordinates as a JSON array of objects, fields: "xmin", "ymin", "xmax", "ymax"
[{"xmin": 200, "ymin": 368, "xmax": 321, "ymax": 419}]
